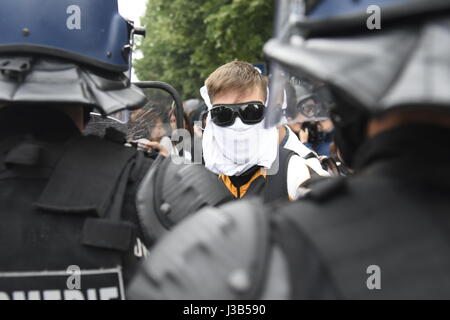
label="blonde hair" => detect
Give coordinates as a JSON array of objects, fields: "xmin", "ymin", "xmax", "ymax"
[{"xmin": 205, "ymin": 61, "xmax": 268, "ymax": 104}]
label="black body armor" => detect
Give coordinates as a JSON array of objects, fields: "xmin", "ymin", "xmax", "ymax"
[{"xmin": 0, "ymin": 107, "xmax": 152, "ymax": 300}]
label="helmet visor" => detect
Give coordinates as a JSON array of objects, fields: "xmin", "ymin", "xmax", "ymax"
[
  {"xmin": 265, "ymin": 61, "xmax": 334, "ymax": 128},
  {"xmin": 265, "ymin": 0, "xmax": 334, "ymax": 128}
]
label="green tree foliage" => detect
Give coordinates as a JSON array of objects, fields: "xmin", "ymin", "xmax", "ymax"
[{"xmin": 134, "ymin": 0, "xmax": 275, "ymax": 99}]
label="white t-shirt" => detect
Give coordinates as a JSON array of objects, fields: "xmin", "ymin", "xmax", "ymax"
[{"xmin": 282, "ymin": 126, "xmax": 330, "ymax": 200}]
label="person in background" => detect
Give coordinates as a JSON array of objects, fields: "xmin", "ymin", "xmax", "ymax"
[
  {"xmin": 301, "ymin": 119, "xmax": 334, "ymax": 157},
  {"xmin": 183, "ymin": 98, "xmax": 203, "ymax": 119},
  {"xmin": 280, "ymin": 81, "xmax": 331, "ymax": 177},
  {"xmin": 190, "ymin": 103, "xmax": 208, "ymax": 137},
  {"xmin": 189, "ymin": 103, "xmax": 209, "ymax": 164},
  {"xmin": 127, "ymin": 104, "xmax": 170, "ymax": 157},
  {"xmin": 168, "ymin": 106, "xmax": 193, "ymax": 161}
]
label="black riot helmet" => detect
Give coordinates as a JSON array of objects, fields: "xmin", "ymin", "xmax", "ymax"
[{"xmin": 264, "ymin": 0, "xmax": 450, "ymax": 167}]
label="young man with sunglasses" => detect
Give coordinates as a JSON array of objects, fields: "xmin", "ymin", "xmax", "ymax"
[{"xmin": 200, "ymin": 61, "xmax": 318, "ymax": 201}]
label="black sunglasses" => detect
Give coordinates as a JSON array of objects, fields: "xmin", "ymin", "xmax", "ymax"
[{"xmin": 210, "ymin": 101, "xmax": 266, "ymax": 127}]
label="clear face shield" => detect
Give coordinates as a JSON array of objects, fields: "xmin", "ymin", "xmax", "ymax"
[
  {"xmin": 265, "ymin": 0, "xmax": 335, "ymax": 130},
  {"xmin": 265, "ymin": 63, "xmax": 334, "ymax": 129},
  {"xmin": 126, "ymin": 88, "xmax": 177, "ymax": 143},
  {"xmin": 85, "ymin": 87, "xmax": 180, "ymax": 153}
]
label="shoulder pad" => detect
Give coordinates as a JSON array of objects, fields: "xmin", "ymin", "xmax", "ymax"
[
  {"xmin": 127, "ymin": 198, "xmax": 270, "ymax": 299},
  {"xmin": 135, "ymin": 156, "xmax": 234, "ymax": 244}
]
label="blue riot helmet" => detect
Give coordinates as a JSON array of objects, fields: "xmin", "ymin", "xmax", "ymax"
[
  {"xmin": 265, "ymin": 0, "xmax": 450, "ymax": 166},
  {"xmin": 0, "ymin": 0, "xmax": 146, "ymax": 115}
]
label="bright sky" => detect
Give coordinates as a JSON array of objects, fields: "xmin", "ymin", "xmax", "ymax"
[
  {"xmin": 118, "ymin": 0, "xmax": 148, "ymax": 81},
  {"xmin": 118, "ymin": 0, "xmax": 148, "ymax": 27}
]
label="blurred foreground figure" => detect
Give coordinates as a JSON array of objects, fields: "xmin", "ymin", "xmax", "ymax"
[
  {"xmin": 129, "ymin": 0, "xmax": 450, "ymax": 299},
  {"xmin": 0, "ymin": 0, "xmax": 152, "ymax": 300}
]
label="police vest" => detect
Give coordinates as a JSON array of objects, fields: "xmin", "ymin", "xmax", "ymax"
[{"xmin": 0, "ymin": 133, "xmax": 148, "ymax": 300}]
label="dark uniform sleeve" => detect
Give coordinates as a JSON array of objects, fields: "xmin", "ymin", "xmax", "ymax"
[
  {"xmin": 120, "ymin": 152, "xmax": 154, "ymax": 283},
  {"xmin": 121, "ymin": 152, "xmax": 154, "ymax": 231},
  {"xmin": 126, "ymin": 196, "xmax": 341, "ymax": 300}
]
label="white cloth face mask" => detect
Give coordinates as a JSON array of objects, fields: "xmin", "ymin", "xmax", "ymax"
[{"xmin": 200, "ymin": 84, "xmax": 278, "ymax": 176}]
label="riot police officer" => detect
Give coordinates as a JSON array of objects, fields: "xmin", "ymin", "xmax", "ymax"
[
  {"xmin": 0, "ymin": 0, "xmax": 233, "ymax": 300},
  {"xmin": 128, "ymin": 0, "xmax": 450, "ymax": 299},
  {"xmin": 0, "ymin": 0, "xmax": 154, "ymax": 300}
]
